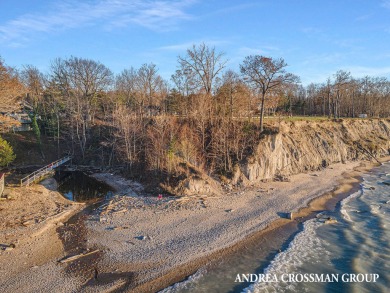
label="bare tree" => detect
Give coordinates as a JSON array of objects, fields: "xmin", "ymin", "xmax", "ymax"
[
  {"xmin": 178, "ymin": 43, "xmax": 227, "ymax": 95},
  {"xmin": 116, "ymin": 67, "xmax": 138, "ymax": 110},
  {"xmin": 240, "ymin": 55, "xmax": 299, "ymax": 133},
  {"xmin": 171, "ymin": 68, "xmax": 197, "ymax": 116},
  {"xmin": 281, "ymin": 83, "xmax": 302, "ymax": 117},
  {"xmin": 20, "ymin": 65, "xmax": 46, "ymax": 110},
  {"xmin": 0, "ymin": 57, "xmax": 25, "ymax": 112},
  {"xmin": 348, "ymin": 78, "xmax": 359, "ymax": 118},
  {"xmin": 136, "ymin": 63, "xmax": 165, "ymax": 116},
  {"xmin": 113, "ymin": 105, "xmax": 143, "ymax": 170},
  {"xmin": 306, "ymin": 83, "xmax": 323, "ymax": 116},
  {"xmin": 221, "ymin": 70, "xmax": 239, "ymax": 120},
  {"xmin": 176, "ymin": 43, "xmax": 227, "ymax": 155},
  {"xmin": 50, "ymin": 56, "xmax": 113, "ymax": 159},
  {"xmin": 145, "ymin": 116, "xmax": 178, "ymax": 174},
  {"xmin": 303, "ymin": 74, "xmax": 390, "ymax": 118},
  {"xmin": 333, "ymin": 70, "xmax": 351, "ymax": 118}
]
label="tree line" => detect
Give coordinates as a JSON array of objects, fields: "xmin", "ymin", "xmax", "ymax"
[{"xmin": 1, "ymin": 44, "xmax": 389, "ymax": 188}]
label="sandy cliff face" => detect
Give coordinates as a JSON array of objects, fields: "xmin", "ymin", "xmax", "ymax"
[
  {"xmin": 174, "ymin": 119, "xmax": 390, "ymax": 195},
  {"xmin": 235, "ymin": 119, "xmax": 390, "ymax": 185}
]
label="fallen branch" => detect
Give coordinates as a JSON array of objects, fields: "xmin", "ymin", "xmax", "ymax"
[
  {"xmin": 59, "ymin": 249, "xmax": 100, "ymax": 263},
  {"xmin": 353, "ymin": 141, "xmax": 381, "ymax": 165}
]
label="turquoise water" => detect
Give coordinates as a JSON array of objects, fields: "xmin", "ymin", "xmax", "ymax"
[{"xmin": 161, "ymin": 162, "xmax": 390, "ymax": 293}]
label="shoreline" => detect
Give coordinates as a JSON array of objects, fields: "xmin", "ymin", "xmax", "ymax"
[
  {"xmin": 83, "ymin": 157, "xmax": 390, "ymax": 293},
  {"xmin": 1, "ymin": 157, "xmax": 388, "ymax": 292},
  {"xmin": 134, "ymin": 158, "xmax": 389, "ymax": 293}
]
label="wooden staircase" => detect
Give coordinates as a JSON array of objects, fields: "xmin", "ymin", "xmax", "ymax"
[{"xmin": 20, "ymin": 156, "xmax": 72, "ymax": 186}]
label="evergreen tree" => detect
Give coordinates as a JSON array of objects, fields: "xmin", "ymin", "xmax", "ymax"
[
  {"xmin": 0, "ymin": 136, "xmax": 16, "ymax": 167},
  {"xmin": 30, "ymin": 113, "xmax": 41, "ymax": 145}
]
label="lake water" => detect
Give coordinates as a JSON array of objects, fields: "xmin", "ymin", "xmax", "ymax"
[{"xmin": 162, "ymin": 162, "xmax": 390, "ymax": 293}]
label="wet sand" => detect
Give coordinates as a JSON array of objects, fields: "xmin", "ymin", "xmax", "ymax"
[
  {"xmin": 1, "ymin": 157, "xmax": 389, "ymax": 293},
  {"xmin": 85, "ymin": 157, "xmax": 390, "ymax": 292}
]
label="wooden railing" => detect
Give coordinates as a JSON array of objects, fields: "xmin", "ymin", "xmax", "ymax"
[
  {"xmin": 0, "ymin": 173, "xmax": 4, "ymax": 196},
  {"xmin": 20, "ymin": 156, "xmax": 72, "ymax": 186}
]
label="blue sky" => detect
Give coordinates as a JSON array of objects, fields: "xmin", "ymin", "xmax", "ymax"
[{"xmin": 1, "ymin": 0, "xmax": 390, "ymax": 85}]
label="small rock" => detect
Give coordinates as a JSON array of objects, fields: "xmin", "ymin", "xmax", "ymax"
[
  {"xmin": 22, "ymin": 220, "xmax": 35, "ymax": 226},
  {"xmin": 135, "ymin": 235, "xmax": 152, "ymax": 241},
  {"xmin": 5, "ymin": 243, "xmax": 15, "ymax": 251},
  {"xmin": 113, "ymin": 226, "xmax": 130, "ymax": 230},
  {"xmin": 325, "ymin": 217, "xmax": 338, "ymax": 224}
]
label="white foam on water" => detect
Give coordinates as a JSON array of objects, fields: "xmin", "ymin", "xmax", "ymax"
[
  {"xmin": 242, "ymin": 219, "xmax": 327, "ymax": 293},
  {"xmin": 241, "ymin": 162, "xmax": 390, "ymax": 293},
  {"xmin": 370, "ymin": 204, "xmax": 382, "ymax": 214},
  {"xmin": 340, "ymin": 190, "xmax": 362, "ymax": 221},
  {"xmin": 159, "ymin": 268, "xmax": 206, "ymax": 293}
]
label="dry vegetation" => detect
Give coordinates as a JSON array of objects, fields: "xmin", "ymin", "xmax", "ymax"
[{"xmin": 1, "ymin": 44, "xmax": 390, "ymax": 193}]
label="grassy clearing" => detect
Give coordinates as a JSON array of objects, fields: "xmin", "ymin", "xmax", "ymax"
[{"xmin": 264, "ymin": 116, "xmax": 330, "ymax": 122}]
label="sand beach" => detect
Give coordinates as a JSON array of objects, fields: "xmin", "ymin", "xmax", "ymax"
[{"xmin": 1, "ymin": 157, "xmax": 389, "ymax": 292}]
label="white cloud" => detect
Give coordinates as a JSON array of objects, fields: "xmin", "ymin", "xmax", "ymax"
[
  {"xmin": 158, "ymin": 39, "xmax": 229, "ymax": 52},
  {"xmin": 382, "ymin": 0, "xmax": 390, "ymax": 8},
  {"xmin": 344, "ymin": 65, "xmax": 390, "ymax": 78},
  {"xmin": 301, "ymin": 53, "xmax": 343, "ymax": 66},
  {"xmin": 355, "ymin": 13, "xmax": 373, "ymax": 22},
  {"xmin": 207, "ymin": 2, "xmax": 262, "ymax": 17},
  {"xmin": 0, "ymin": 0, "xmax": 196, "ymax": 45},
  {"xmin": 159, "ymin": 42, "xmax": 196, "ymax": 51},
  {"xmin": 301, "ymin": 27, "xmax": 323, "ymax": 35},
  {"xmin": 244, "ymin": 45, "xmax": 281, "ymax": 55},
  {"xmin": 298, "ymin": 65, "xmax": 390, "ymax": 86},
  {"xmin": 108, "ymin": 0, "xmax": 195, "ymax": 30}
]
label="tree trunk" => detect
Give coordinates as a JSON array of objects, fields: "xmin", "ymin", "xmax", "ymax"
[
  {"xmin": 322, "ymin": 96, "xmax": 326, "ymax": 116},
  {"xmin": 260, "ymin": 92, "xmax": 266, "ymax": 133},
  {"xmin": 57, "ymin": 113, "xmax": 60, "ymax": 158},
  {"xmin": 230, "ymin": 88, "xmax": 233, "ymax": 121}
]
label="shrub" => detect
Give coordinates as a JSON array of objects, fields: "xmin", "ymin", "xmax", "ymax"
[{"xmin": 0, "ymin": 136, "xmax": 16, "ymax": 167}]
